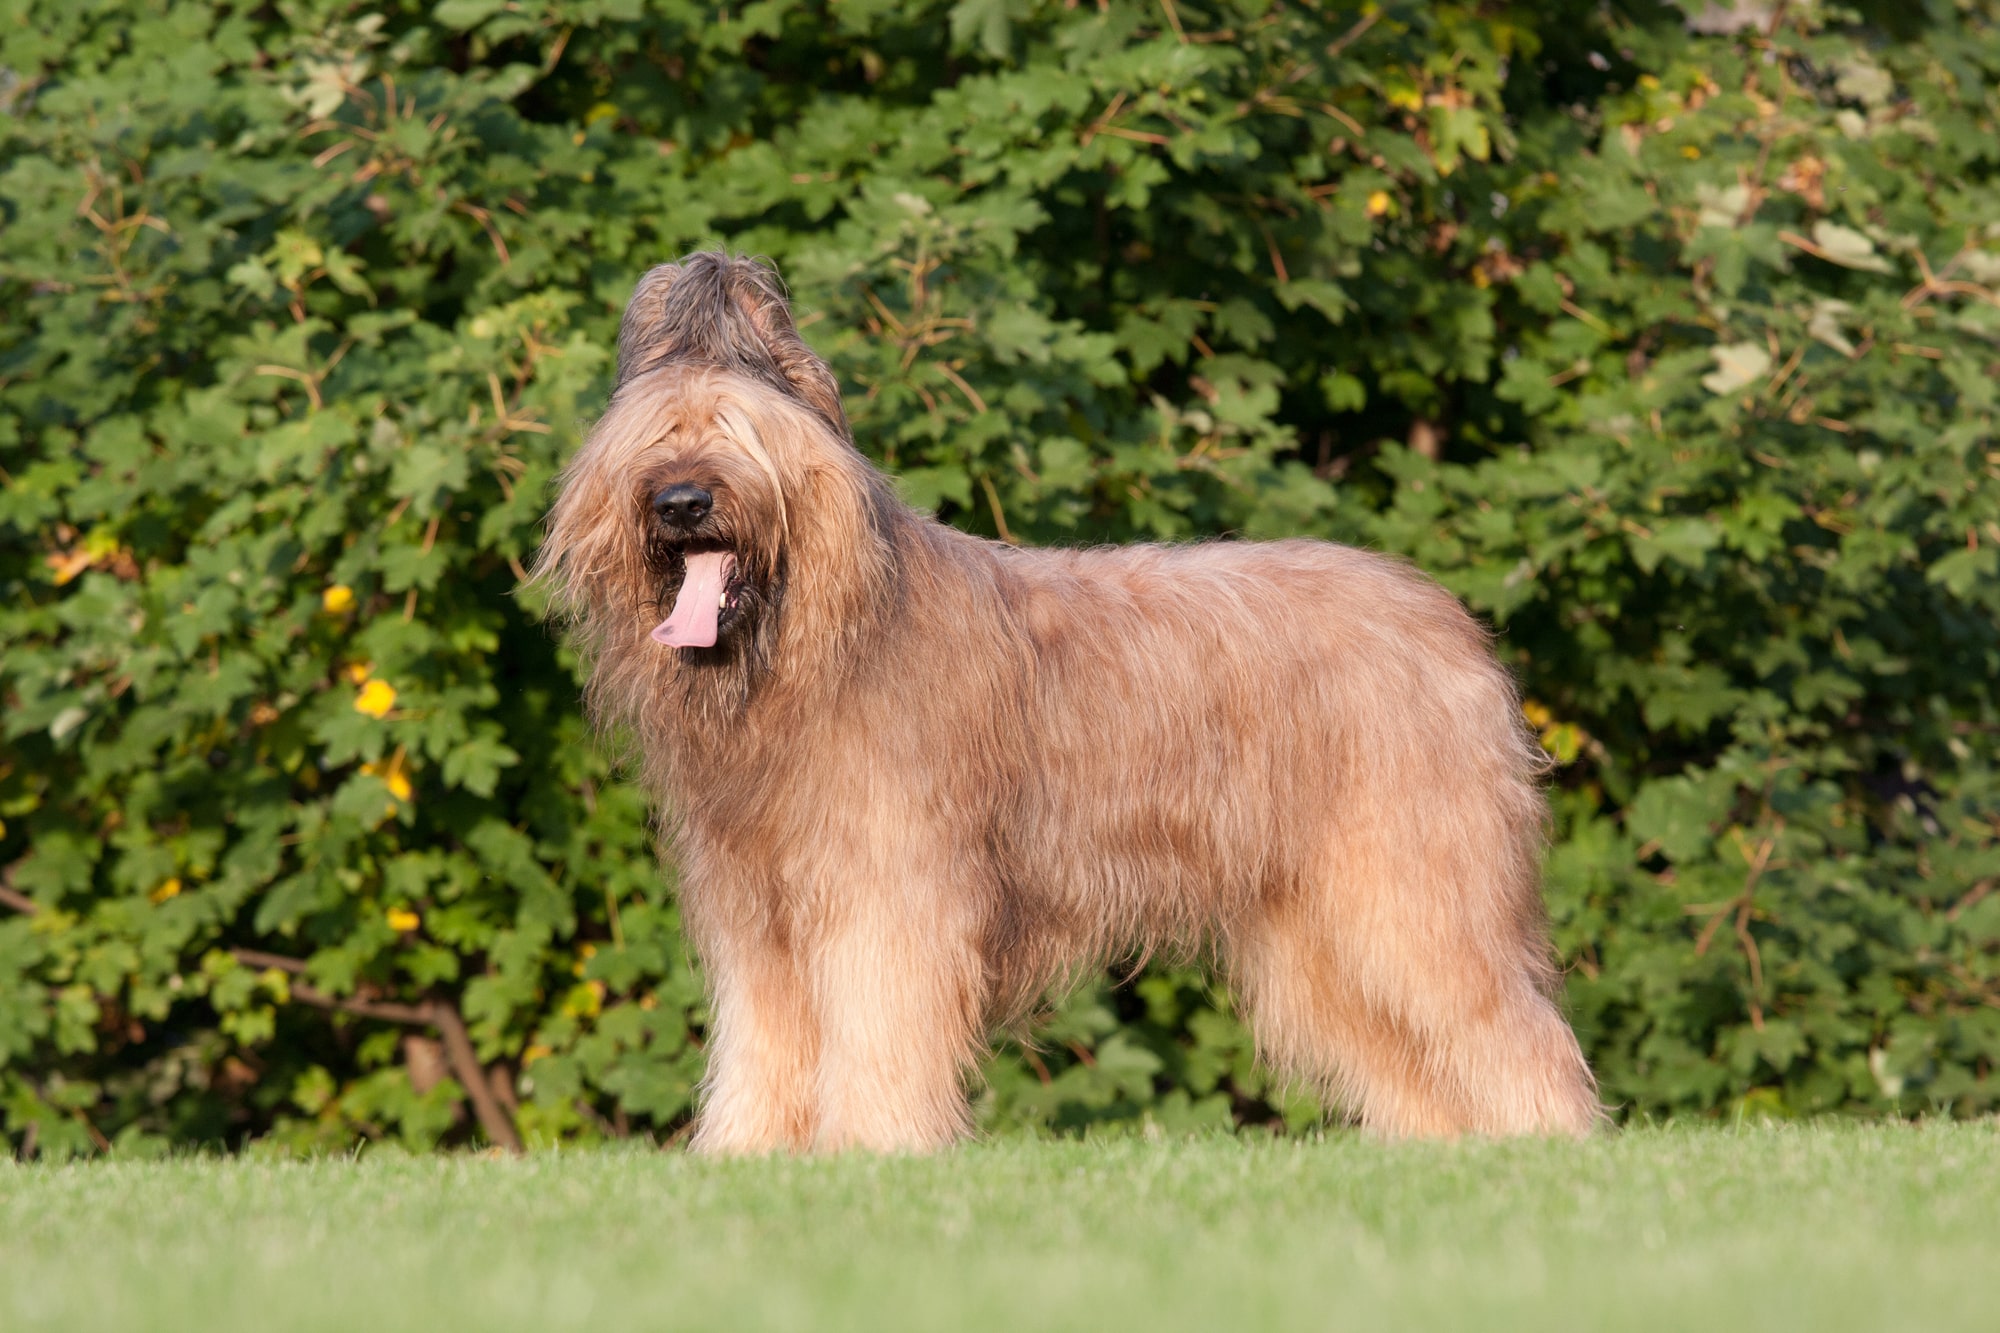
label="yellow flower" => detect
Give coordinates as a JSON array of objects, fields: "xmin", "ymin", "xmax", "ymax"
[
  {"xmin": 322, "ymin": 584, "xmax": 355, "ymax": 614},
  {"xmin": 1522, "ymin": 702, "xmax": 1586, "ymax": 763},
  {"xmin": 360, "ymin": 761, "xmax": 411, "ymax": 801},
  {"xmin": 1366, "ymin": 189, "xmax": 1393, "ymax": 218},
  {"xmin": 1539, "ymin": 722, "xmax": 1585, "ymax": 765},
  {"xmin": 1681, "ymin": 144, "xmax": 1702, "ymax": 159},
  {"xmin": 563, "ymin": 980, "xmax": 606, "ymax": 1018},
  {"xmin": 344, "ymin": 661, "xmax": 374, "ymax": 684},
  {"xmin": 1384, "ymin": 82, "xmax": 1423, "ymax": 111},
  {"xmin": 354, "ymin": 678, "xmax": 397, "ymax": 718},
  {"xmin": 386, "ymin": 907, "xmax": 421, "ymax": 932},
  {"xmin": 150, "ymin": 877, "xmax": 183, "ymax": 904},
  {"xmin": 360, "ymin": 748, "xmax": 413, "ymax": 803}
]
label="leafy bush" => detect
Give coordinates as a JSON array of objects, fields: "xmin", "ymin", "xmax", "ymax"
[{"xmin": 3, "ymin": 0, "xmax": 1997, "ymax": 1155}]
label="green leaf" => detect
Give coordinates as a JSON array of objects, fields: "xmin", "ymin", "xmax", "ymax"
[
  {"xmin": 1627, "ymin": 775, "xmax": 1728, "ymax": 864},
  {"xmin": 433, "ymin": 0, "xmax": 508, "ymax": 30},
  {"xmin": 1629, "ymin": 518, "xmax": 1722, "ymax": 573},
  {"xmin": 442, "ymin": 736, "xmax": 521, "ymax": 798}
]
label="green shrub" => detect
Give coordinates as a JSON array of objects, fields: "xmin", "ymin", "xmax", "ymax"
[{"xmin": 3, "ymin": 0, "xmax": 1997, "ymax": 1155}]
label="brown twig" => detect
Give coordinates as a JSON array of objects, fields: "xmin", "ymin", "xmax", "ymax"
[
  {"xmin": 1320, "ymin": 110, "xmax": 1365, "ymax": 145},
  {"xmin": 274, "ymin": 975, "xmax": 433, "ymax": 1027},
  {"xmin": 1693, "ymin": 833, "xmax": 1778, "ymax": 1031},
  {"xmin": 429, "ymin": 997, "xmax": 525, "ymax": 1153},
  {"xmin": 1078, "ymin": 91, "xmax": 1127, "ymax": 148},
  {"xmin": 1733, "ymin": 897, "xmax": 1767, "ymax": 1032},
  {"xmin": 1902, "ymin": 246, "xmax": 2000, "ymax": 311},
  {"xmin": 231, "ymin": 946, "xmax": 521, "ymax": 1151},
  {"xmin": 1694, "ymin": 834, "xmax": 1776, "ymax": 957},
  {"xmin": 255, "ymin": 364, "xmax": 325, "ymax": 410},
  {"xmin": 452, "ymin": 201, "xmax": 511, "ymax": 266},
  {"xmin": 1324, "ymin": 7, "xmax": 1380, "ymax": 58},
  {"xmin": 1258, "ymin": 221, "xmax": 1290, "ymax": 284},
  {"xmin": 1947, "ymin": 879, "xmax": 1993, "ymax": 922},
  {"xmin": 978, "ymin": 473, "xmax": 1016, "ymax": 545},
  {"xmin": 1559, "ymin": 299, "xmax": 1614, "ymax": 336},
  {"xmin": 1096, "ymin": 125, "xmax": 1172, "ymax": 146},
  {"xmin": 542, "ymin": 24, "xmax": 573, "ymax": 74},
  {"xmin": 936, "ymin": 363, "xmax": 988, "ymax": 415},
  {"xmin": 229, "ymin": 947, "xmax": 305, "ymax": 974},
  {"xmin": 1762, "ymin": 342, "xmax": 1805, "ymax": 399}
]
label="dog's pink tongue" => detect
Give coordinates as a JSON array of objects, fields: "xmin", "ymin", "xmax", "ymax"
[{"xmin": 651, "ymin": 551, "xmax": 736, "ymax": 648}]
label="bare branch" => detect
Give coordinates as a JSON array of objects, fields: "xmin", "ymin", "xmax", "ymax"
[
  {"xmin": 228, "ymin": 947, "xmax": 307, "ymax": 974},
  {"xmin": 229, "ymin": 944, "xmax": 524, "ymax": 1152},
  {"xmin": 429, "ymin": 999, "xmax": 525, "ymax": 1153}
]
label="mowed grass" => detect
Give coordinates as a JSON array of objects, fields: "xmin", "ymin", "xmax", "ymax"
[{"xmin": 2, "ymin": 1124, "xmax": 1995, "ymax": 1333}]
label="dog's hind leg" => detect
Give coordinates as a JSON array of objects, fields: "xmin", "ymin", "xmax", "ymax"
[
  {"xmin": 1230, "ymin": 900, "xmax": 1467, "ymax": 1137},
  {"xmin": 1232, "ymin": 763, "xmax": 1601, "ymax": 1139},
  {"xmin": 1233, "ymin": 889, "xmax": 1598, "ymax": 1138},
  {"xmin": 1352, "ymin": 757, "xmax": 1602, "ymax": 1139},
  {"xmin": 1400, "ymin": 948, "xmax": 1600, "ymax": 1136},
  {"xmin": 1269, "ymin": 766, "xmax": 1598, "ymax": 1138}
]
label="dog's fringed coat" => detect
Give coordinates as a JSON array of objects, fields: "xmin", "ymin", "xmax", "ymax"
[{"xmin": 535, "ymin": 253, "xmax": 1600, "ymax": 1152}]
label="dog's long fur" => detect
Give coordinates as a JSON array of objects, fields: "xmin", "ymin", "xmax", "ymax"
[{"xmin": 536, "ymin": 253, "xmax": 1600, "ymax": 1152}]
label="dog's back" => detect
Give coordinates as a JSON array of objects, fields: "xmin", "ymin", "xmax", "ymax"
[{"xmin": 885, "ymin": 529, "xmax": 1555, "ymax": 1008}]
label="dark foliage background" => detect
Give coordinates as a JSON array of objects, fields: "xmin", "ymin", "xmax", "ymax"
[{"xmin": 4, "ymin": 0, "xmax": 1999, "ymax": 1155}]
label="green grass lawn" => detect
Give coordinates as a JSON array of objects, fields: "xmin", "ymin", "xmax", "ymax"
[{"xmin": 3, "ymin": 1124, "xmax": 1995, "ymax": 1332}]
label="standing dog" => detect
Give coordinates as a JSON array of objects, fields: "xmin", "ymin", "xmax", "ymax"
[{"xmin": 535, "ymin": 253, "xmax": 1599, "ymax": 1152}]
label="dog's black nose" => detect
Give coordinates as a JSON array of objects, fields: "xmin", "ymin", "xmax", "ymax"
[{"xmin": 652, "ymin": 483, "xmax": 713, "ymax": 528}]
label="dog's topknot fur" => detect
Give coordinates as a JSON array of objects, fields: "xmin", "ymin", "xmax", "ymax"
[{"xmin": 615, "ymin": 252, "xmax": 850, "ymax": 440}]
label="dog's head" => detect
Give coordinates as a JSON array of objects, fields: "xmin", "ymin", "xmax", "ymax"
[
  {"xmin": 535, "ymin": 255, "xmax": 896, "ymax": 711},
  {"xmin": 621, "ymin": 368, "xmax": 796, "ymax": 657}
]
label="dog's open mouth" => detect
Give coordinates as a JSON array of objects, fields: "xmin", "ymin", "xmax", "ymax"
[{"xmin": 651, "ymin": 543, "xmax": 747, "ymax": 649}]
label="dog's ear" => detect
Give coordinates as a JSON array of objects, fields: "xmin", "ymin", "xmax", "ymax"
[{"xmin": 617, "ymin": 253, "xmax": 851, "ymax": 440}]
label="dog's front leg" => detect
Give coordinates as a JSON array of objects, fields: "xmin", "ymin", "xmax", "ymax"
[
  {"xmin": 686, "ymin": 910, "xmax": 819, "ymax": 1156},
  {"xmin": 805, "ymin": 876, "xmax": 984, "ymax": 1154}
]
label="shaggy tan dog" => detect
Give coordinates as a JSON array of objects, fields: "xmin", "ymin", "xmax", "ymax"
[{"xmin": 536, "ymin": 253, "xmax": 1599, "ymax": 1153}]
